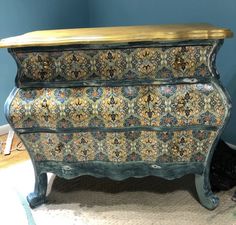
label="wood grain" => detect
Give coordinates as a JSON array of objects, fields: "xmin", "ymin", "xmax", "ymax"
[
  {"xmin": 0, "ymin": 24, "xmax": 233, "ymax": 48},
  {"xmin": 0, "ymin": 134, "xmax": 29, "ymax": 168}
]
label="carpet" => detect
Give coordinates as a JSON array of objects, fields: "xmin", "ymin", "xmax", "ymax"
[{"xmin": 0, "ymin": 160, "xmax": 235, "ymax": 225}]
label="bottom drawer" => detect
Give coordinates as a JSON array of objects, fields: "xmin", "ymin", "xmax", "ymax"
[{"xmin": 20, "ymin": 129, "xmax": 217, "ymax": 164}]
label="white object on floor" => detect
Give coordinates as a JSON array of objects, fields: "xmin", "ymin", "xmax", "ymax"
[
  {"xmin": 4, "ymin": 128, "xmax": 14, "ymax": 155},
  {"xmin": 0, "ymin": 124, "xmax": 10, "ymax": 136}
]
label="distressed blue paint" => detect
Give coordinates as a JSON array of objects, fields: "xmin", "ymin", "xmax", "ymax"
[
  {"xmin": 13, "ymin": 77, "xmax": 211, "ymax": 89},
  {"xmin": 3, "ymin": 38, "xmax": 231, "ymax": 210},
  {"xmin": 15, "ymin": 126, "xmax": 219, "ymax": 135},
  {"xmin": 37, "ymin": 161, "xmax": 204, "ymax": 181}
]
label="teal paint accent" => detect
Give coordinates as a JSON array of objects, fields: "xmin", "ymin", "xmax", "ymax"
[
  {"xmin": 16, "ymin": 125, "xmax": 219, "ymax": 135},
  {"xmin": 27, "ymin": 173, "xmax": 47, "ymax": 208},
  {"xmin": 15, "ymin": 189, "xmax": 37, "ymax": 225},
  {"xmin": 0, "ymin": 0, "xmax": 89, "ymax": 125},
  {"xmin": 37, "ymin": 161, "xmax": 205, "ymax": 181},
  {"xmin": 195, "ymin": 174, "xmax": 219, "ymax": 210},
  {"xmin": 13, "ymin": 77, "xmax": 212, "ymax": 89}
]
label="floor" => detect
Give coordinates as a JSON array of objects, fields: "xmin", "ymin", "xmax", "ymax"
[
  {"xmin": 1, "ymin": 160, "xmax": 235, "ymax": 225},
  {"xmin": 0, "ymin": 133, "xmax": 29, "ymax": 168}
]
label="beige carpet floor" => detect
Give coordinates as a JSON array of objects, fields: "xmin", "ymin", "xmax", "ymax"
[{"xmin": 0, "ymin": 160, "xmax": 235, "ymax": 225}]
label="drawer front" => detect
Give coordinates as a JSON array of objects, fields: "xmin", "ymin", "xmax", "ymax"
[
  {"xmin": 20, "ymin": 129, "xmax": 217, "ymax": 163},
  {"xmin": 13, "ymin": 45, "xmax": 213, "ymax": 85},
  {"xmin": 9, "ymin": 83, "xmax": 227, "ymax": 129}
]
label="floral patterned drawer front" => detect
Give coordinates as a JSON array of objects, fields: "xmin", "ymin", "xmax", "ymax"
[
  {"xmin": 13, "ymin": 45, "xmax": 213, "ymax": 84},
  {"xmin": 9, "ymin": 83, "xmax": 226, "ymax": 129},
  {"xmin": 20, "ymin": 130, "xmax": 217, "ymax": 163}
]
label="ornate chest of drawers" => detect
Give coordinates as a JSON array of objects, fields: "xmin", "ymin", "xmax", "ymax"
[{"xmin": 0, "ymin": 24, "xmax": 233, "ymax": 209}]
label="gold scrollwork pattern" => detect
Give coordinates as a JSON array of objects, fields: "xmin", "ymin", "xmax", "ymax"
[
  {"xmin": 20, "ymin": 130, "xmax": 217, "ymax": 163},
  {"xmin": 15, "ymin": 45, "xmax": 213, "ymax": 82},
  {"xmin": 9, "ymin": 83, "xmax": 227, "ymax": 129}
]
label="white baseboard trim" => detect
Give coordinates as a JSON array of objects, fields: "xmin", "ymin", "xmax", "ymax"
[
  {"xmin": 0, "ymin": 124, "xmax": 11, "ymax": 136},
  {"xmin": 226, "ymin": 142, "xmax": 236, "ymax": 150}
]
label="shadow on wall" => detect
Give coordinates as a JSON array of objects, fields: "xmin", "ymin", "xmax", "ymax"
[{"xmin": 222, "ymin": 70, "xmax": 236, "ymax": 145}]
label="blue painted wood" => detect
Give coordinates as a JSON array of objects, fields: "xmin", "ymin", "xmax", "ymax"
[
  {"xmin": 36, "ymin": 161, "xmax": 204, "ymax": 181},
  {"xmin": 4, "ymin": 39, "xmax": 231, "ymax": 210},
  {"xmin": 27, "ymin": 173, "xmax": 47, "ymax": 208},
  {"xmin": 14, "ymin": 76, "xmax": 212, "ymax": 89},
  {"xmin": 16, "ymin": 125, "xmax": 219, "ymax": 135}
]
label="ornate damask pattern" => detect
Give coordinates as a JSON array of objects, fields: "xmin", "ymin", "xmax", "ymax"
[
  {"xmin": 15, "ymin": 45, "xmax": 213, "ymax": 82},
  {"xmin": 9, "ymin": 83, "xmax": 226, "ymax": 129},
  {"xmin": 20, "ymin": 130, "xmax": 217, "ymax": 163}
]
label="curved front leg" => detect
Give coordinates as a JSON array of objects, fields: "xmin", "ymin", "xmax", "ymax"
[
  {"xmin": 27, "ymin": 172, "xmax": 48, "ymax": 208},
  {"xmin": 195, "ymin": 172, "xmax": 219, "ymax": 210}
]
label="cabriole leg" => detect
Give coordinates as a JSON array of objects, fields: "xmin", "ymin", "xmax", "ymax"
[
  {"xmin": 195, "ymin": 172, "xmax": 219, "ymax": 210},
  {"xmin": 27, "ymin": 172, "xmax": 48, "ymax": 208}
]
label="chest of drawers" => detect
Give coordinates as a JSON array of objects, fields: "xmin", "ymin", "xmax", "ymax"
[{"xmin": 0, "ymin": 24, "xmax": 233, "ymax": 209}]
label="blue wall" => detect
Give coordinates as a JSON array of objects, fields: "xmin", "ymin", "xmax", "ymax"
[
  {"xmin": 88, "ymin": 0, "xmax": 236, "ymax": 144},
  {"xmin": 0, "ymin": 0, "xmax": 236, "ymax": 144}
]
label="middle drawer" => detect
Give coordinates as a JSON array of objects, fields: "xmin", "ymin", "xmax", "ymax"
[{"xmin": 9, "ymin": 83, "xmax": 226, "ymax": 130}]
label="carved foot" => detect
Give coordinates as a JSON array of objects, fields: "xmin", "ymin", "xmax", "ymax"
[
  {"xmin": 27, "ymin": 173, "xmax": 48, "ymax": 208},
  {"xmin": 27, "ymin": 192, "xmax": 47, "ymax": 208},
  {"xmin": 195, "ymin": 174, "xmax": 219, "ymax": 210},
  {"xmin": 232, "ymin": 190, "xmax": 236, "ymax": 202}
]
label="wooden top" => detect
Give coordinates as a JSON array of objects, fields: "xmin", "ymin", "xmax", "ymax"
[{"xmin": 0, "ymin": 23, "xmax": 233, "ymax": 48}]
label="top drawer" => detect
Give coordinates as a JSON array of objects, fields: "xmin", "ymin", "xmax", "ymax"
[{"xmin": 11, "ymin": 44, "xmax": 214, "ymax": 86}]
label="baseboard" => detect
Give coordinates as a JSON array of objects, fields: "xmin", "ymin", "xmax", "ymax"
[
  {"xmin": 226, "ymin": 142, "xmax": 236, "ymax": 150},
  {"xmin": 0, "ymin": 124, "xmax": 11, "ymax": 136}
]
